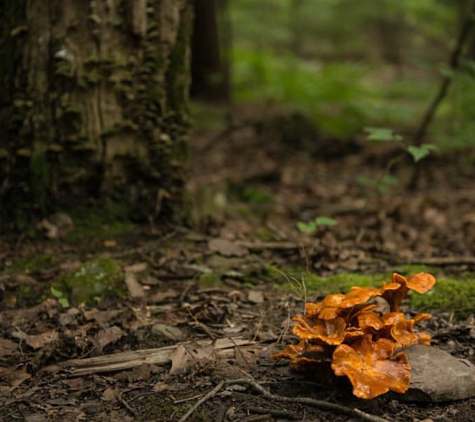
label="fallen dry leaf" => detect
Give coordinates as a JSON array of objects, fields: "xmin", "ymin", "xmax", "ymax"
[
  {"xmin": 102, "ymin": 386, "xmax": 119, "ymax": 401},
  {"xmin": 125, "ymin": 262, "xmax": 148, "ymax": 273},
  {"xmin": 114, "ymin": 363, "xmax": 159, "ymax": 382},
  {"xmin": 153, "ymin": 382, "xmax": 173, "ymax": 393},
  {"xmin": 0, "ymin": 338, "xmax": 19, "ymax": 357},
  {"xmin": 208, "ymin": 238, "xmax": 248, "ymax": 257},
  {"xmin": 94, "ymin": 326, "xmax": 124, "ymax": 353},
  {"xmin": 168, "ymin": 344, "xmax": 190, "ymax": 375},
  {"xmin": 151, "ymin": 323, "xmax": 185, "ymax": 341},
  {"xmin": 185, "ymin": 341, "xmax": 216, "ymax": 360},
  {"xmin": 148, "ymin": 288, "xmax": 179, "ymax": 302},
  {"xmin": 25, "ymin": 330, "xmax": 59, "ymax": 350},
  {"xmin": 62, "ymin": 377, "xmax": 89, "ymax": 391},
  {"xmin": 81, "ymin": 308, "xmax": 122, "ymax": 325},
  {"xmin": 0, "ymin": 366, "xmax": 31, "ymax": 388},
  {"xmin": 125, "ymin": 272, "xmax": 145, "ymax": 298}
]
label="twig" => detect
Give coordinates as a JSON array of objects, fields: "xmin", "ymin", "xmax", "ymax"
[
  {"xmin": 226, "ymin": 378, "xmax": 391, "ymax": 422},
  {"xmin": 247, "ymin": 406, "xmax": 297, "ymax": 419},
  {"xmin": 187, "ymin": 319, "xmax": 216, "ymax": 340},
  {"xmin": 117, "ymin": 392, "xmax": 136, "ymax": 416},
  {"xmin": 174, "ymin": 393, "xmax": 205, "ymax": 404},
  {"xmin": 178, "ymin": 378, "xmax": 390, "ymax": 422},
  {"xmin": 178, "ymin": 380, "xmax": 225, "ymax": 422},
  {"xmin": 265, "ymin": 221, "xmax": 289, "ymax": 240}
]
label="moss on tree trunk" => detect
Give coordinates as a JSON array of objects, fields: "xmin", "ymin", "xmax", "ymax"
[{"xmin": 0, "ymin": 0, "xmax": 193, "ymax": 230}]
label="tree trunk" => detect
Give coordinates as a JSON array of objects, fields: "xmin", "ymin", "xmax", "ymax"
[
  {"xmin": 290, "ymin": 0, "xmax": 305, "ymax": 57},
  {"xmin": 373, "ymin": 0, "xmax": 405, "ymax": 75},
  {"xmin": 0, "ymin": 0, "xmax": 193, "ymax": 230},
  {"xmin": 191, "ymin": 0, "xmax": 230, "ymax": 102}
]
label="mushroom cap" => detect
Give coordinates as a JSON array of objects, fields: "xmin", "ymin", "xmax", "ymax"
[
  {"xmin": 340, "ymin": 283, "xmax": 400, "ymax": 309},
  {"xmin": 383, "ymin": 273, "xmax": 436, "ymax": 312},
  {"xmin": 271, "ymin": 272, "xmax": 435, "ymax": 399},
  {"xmin": 293, "ymin": 315, "xmax": 347, "ymax": 345},
  {"xmin": 331, "ymin": 335, "xmax": 411, "ymax": 399}
]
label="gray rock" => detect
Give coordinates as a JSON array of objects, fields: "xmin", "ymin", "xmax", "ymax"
[
  {"xmin": 151, "ymin": 324, "xmax": 185, "ymax": 341},
  {"xmin": 398, "ymin": 345, "xmax": 475, "ymax": 402}
]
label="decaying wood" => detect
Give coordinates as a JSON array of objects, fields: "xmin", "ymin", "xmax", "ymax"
[
  {"xmin": 44, "ymin": 337, "xmax": 256, "ymax": 376},
  {"xmin": 0, "ymin": 0, "xmax": 193, "ymax": 229},
  {"xmin": 128, "ymin": 0, "xmax": 147, "ymax": 37}
]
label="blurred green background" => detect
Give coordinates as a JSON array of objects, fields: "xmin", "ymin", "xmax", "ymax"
[{"xmin": 199, "ymin": 0, "xmax": 475, "ymax": 148}]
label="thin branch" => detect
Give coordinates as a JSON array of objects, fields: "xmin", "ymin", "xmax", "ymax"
[
  {"xmin": 177, "ymin": 378, "xmax": 391, "ymax": 422},
  {"xmin": 226, "ymin": 378, "xmax": 391, "ymax": 422},
  {"xmin": 116, "ymin": 392, "xmax": 136, "ymax": 416},
  {"xmin": 178, "ymin": 381, "xmax": 225, "ymax": 422},
  {"xmin": 414, "ymin": 5, "xmax": 475, "ymax": 144},
  {"xmin": 174, "ymin": 392, "xmax": 205, "ymax": 404},
  {"xmin": 247, "ymin": 405, "xmax": 297, "ymax": 419}
]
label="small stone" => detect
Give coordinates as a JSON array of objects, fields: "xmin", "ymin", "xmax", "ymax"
[
  {"xmin": 247, "ymin": 290, "xmax": 264, "ymax": 304},
  {"xmin": 40, "ymin": 213, "xmax": 74, "ymax": 239},
  {"xmin": 208, "ymin": 238, "xmax": 248, "ymax": 257},
  {"xmin": 151, "ymin": 324, "xmax": 184, "ymax": 341},
  {"xmin": 24, "ymin": 414, "xmax": 47, "ymax": 422},
  {"xmin": 81, "ymin": 401, "xmax": 102, "ymax": 415},
  {"xmin": 398, "ymin": 345, "xmax": 475, "ymax": 402}
]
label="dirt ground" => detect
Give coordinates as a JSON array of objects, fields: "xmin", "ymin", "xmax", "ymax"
[{"xmin": 1, "ymin": 106, "xmax": 475, "ymax": 421}]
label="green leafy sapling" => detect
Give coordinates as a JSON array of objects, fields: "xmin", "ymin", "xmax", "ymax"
[
  {"xmin": 297, "ymin": 216, "xmax": 337, "ymax": 233},
  {"xmin": 364, "ymin": 127, "xmax": 403, "ymax": 142},
  {"xmin": 50, "ymin": 287, "xmax": 70, "ymax": 309},
  {"xmin": 360, "ymin": 127, "xmax": 438, "ymax": 194}
]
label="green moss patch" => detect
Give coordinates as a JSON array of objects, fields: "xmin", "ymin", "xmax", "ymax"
[
  {"xmin": 270, "ymin": 265, "xmax": 474, "ymax": 318},
  {"xmin": 62, "ymin": 205, "xmax": 136, "ymax": 243},
  {"xmin": 52, "ymin": 257, "xmax": 126, "ymax": 306},
  {"xmin": 198, "ymin": 272, "xmax": 222, "ymax": 288},
  {"xmin": 410, "ymin": 277, "xmax": 475, "ymax": 318},
  {"xmin": 3, "ymin": 253, "xmax": 58, "ymax": 275}
]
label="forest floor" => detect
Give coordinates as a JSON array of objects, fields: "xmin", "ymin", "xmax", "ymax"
[{"xmin": 1, "ymin": 104, "xmax": 475, "ymax": 421}]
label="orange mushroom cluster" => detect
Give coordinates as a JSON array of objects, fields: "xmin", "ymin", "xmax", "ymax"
[{"xmin": 271, "ymin": 272, "xmax": 436, "ymax": 399}]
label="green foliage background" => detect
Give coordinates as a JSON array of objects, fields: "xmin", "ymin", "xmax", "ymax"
[{"xmin": 229, "ymin": 0, "xmax": 475, "ymax": 147}]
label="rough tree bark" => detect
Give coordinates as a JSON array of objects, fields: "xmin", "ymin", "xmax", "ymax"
[
  {"xmin": 191, "ymin": 0, "xmax": 230, "ymax": 101},
  {"xmin": 0, "ymin": 0, "xmax": 193, "ymax": 230},
  {"xmin": 370, "ymin": 0, "xmax": 406, "ymax": 75}
]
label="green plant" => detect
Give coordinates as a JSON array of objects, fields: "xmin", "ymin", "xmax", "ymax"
[
  {"xmin": 297, "ymin": 216, "xmax": 337, "ymax": 233},
  {"xmin": 241, "ymin": 186, "xmax": 274, "ymax": 204},
  {"xmin": 357, "ymin": 174, "xmax": 400, "ymax": 195},
  {"xmin": 50, "ymin": 287, "xmax": 70, "ymax": 308},
  {"xmin": 360, "ymin": 127, "xmax": 438, "ymax": 194}
]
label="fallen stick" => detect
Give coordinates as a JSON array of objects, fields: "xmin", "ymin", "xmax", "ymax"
[
  {"xmin": 178, "ymin": 378, "xmax": 390, "ymax": 422},
  {"xmin": 229, "ymin": 379, "xmax": 390, "ymax": 422},
  {"xmin": 236, "ymin": 240, "xmax": 303, "ymax": 251},
  {"xmin": 178, "ymin": 381, "xmax": 225, "ymax": 422},
  {"xmin": 43, "ymin": 337, "xmax": 255, "ymax": 376}
]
